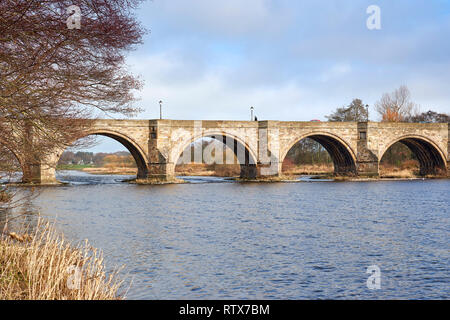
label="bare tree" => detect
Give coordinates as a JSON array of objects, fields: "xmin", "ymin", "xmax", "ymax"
[
  {"xmin": 0, "ymin": 0, "xmax": 146, "ymax": 216},
  {"xmin": 0, "ymin": 0, "xmax": 145, "ymax": 184},
  {"xmin": 375, "ymin": 86, "xmax": 419, "ymax": 122}
]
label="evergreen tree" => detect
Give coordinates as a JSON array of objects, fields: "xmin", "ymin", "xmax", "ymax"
[{"xmin": 326, "ymin": 99, "xmax": 368, "ymax": 122}]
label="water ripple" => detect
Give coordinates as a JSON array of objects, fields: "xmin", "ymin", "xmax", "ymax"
[{"xmin": 5, "ymin": 173, "xmax": 449, "ymax": 299}]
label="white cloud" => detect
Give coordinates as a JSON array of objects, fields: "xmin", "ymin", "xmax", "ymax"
[
  {"xmin": 150, "ymin": 0, "xmax": 293, "ymax": 37},
  {"xmin": 128, "ymin": 52, "xmax": 348, "ymax": 121},
  {"xmin": 318, "ymin": 63, "xmax": 352, "ymax": 82},
  {"xmin": 127, "ymin": 0, "xmax": 450, "ymax": 121}
]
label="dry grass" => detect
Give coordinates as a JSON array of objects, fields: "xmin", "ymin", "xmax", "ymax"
[
  {"xmin": 176, "ymin": 163, "xmax": 240, "ymax": 177},
  {"xmin": 0, "ymin": 220, "xmax": 123, "ymax": 300},
  {"xmin": 176, "ymin": 164, "xmax": 214, "ymax": 176},
  {"xmin": 379, "ymin": 168, "xmax": 417, "ymax": 178},
  {"xmin": 82, "ymin": 167, "xmax": 137, "ymax": 175},
  {"xmin": 379, "ymin": 160, "xmax": 420, "ymax": 178},
  {"xmin": 282, "ymin": 163, "xmax": 334, "ymax": 175},
  {"xmin": 213, "ymin": 164, "xmax": 241, "ymax": 177}
]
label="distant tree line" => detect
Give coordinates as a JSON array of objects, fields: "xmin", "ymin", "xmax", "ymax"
[{"xmin": 58, "ymin": 151, "xmax": 135, "ymax": 167}]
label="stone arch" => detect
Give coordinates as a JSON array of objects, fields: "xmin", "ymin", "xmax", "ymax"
[
  {"xmin": 173, "ymin": 132, "xmax": 258, "ymax": 179},
  {"xmin": 57, "ymin": 129, "xmax": 149, "ymax": 179},
  {"xmin": 380, "ymin": 135, "xmax": 447, "ymax": 175},
  {"xmin": 0, "ymin": 139, "xmax": 25, "ymax": 178},
  {"xmin": 281, "ymin": 132, "xmax": 357, "ymax": 175}
]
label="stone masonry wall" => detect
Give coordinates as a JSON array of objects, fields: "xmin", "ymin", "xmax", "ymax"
[{"xmin": 28, "ymin": 120, "xmax": 449, "ymax": 183}]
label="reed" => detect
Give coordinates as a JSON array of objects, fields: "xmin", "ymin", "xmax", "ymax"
[{"xmin": 0, "ymin": 220, "xmax": 123, "ymax": 300}]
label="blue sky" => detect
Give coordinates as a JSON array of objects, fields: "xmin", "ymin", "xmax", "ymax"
[{"xmin": 88, "ymin": 0, "xmax": 450, "ymax": 152}]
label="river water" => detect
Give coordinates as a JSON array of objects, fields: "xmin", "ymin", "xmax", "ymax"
[{"xmin": 3, "ymin": 171, "xmax": 449, "ymax": 299}]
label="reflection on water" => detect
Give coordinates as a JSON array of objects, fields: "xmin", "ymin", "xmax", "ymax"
[
  {"xmin": 2, "ymin": 171, "xmax": 449, "ymax": 299},
  {"xmin": 177, "ymin": 176, "xmax": 233, "ymax": 184}
]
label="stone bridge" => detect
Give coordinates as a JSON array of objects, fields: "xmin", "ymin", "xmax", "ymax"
[{"xmin": 17, "ymin": 120, "xmax": 450, "ymax": 184}]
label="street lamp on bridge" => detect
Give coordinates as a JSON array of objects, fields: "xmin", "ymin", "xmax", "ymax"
[{"xmin": 159, "ymin": 100, "xmax": 163, "ymax": 119}]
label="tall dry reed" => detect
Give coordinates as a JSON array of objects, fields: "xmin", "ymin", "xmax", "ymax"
[{"xmin": 0, "ymin": 220, "xmax": 124, "ymax": 300}]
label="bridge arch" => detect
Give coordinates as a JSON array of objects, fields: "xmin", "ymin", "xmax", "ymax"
[
  {"xmin": 281, "ymin": 132, "xmax": 357, "ymax": 175},
  {"xmin": 57, "ymin": 129, "xmax": 149, "ymax": 179},
  {"xmin": 0, "ymin": 139, "xmax": 25, "ymax": 180},
  {"xmin": 380, "ymin": 135, "xmax": 447, "ymax": 176},
  {"xmin": 173, "ymin": 132, "xmax": 258, "ymax": 179}
]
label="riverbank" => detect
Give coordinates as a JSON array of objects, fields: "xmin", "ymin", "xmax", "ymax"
[
  {"xmin": 0, "ymin": 220, "xmax": 123, "ymax": 300},
  {"xmin": 56, "ymin": 163, "xmax": 437, "ymax": 180},
  {"xmin": 59, "ymin": 163, "xmax": 243, "ymax": 177},
  {"xmin": 232, "ymin": 175, "xmax": 438, "ymax": 183},
  {"xmin": 82, "ymin": 167, "xmax": 137, "ymax": 175},
  {"xmin": 57, "ymin": 164, "xmax": 137, "ymax": 175},
  {"xmin": 176, "ymin": 164, "xmax": 241, "ymax": 177}
]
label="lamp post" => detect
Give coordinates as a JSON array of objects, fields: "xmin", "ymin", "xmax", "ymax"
[
  {"xmin": 159, "ymin": 100, "xmax": 163, "ymax": 119},
  {"xmin": 250, "ymin": 106, "xmax": 254, "ymax": 121},
  {"xmin": 366, "ymin": 104, "xmax": 369, "ymax": 122}
]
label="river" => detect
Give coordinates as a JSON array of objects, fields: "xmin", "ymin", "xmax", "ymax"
[{"xmin": 2, "ymin": 171, "xmax": 449, "ymax": 299}]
